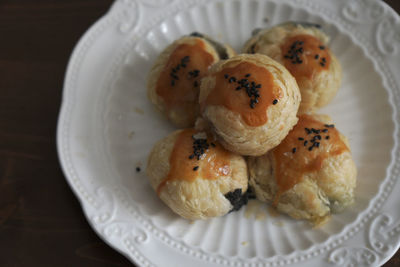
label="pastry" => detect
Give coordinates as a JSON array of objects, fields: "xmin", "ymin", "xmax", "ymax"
[
  {"xmin": 199, "ymin": 53, "xmax": 301, "ymax": 156},
  {"xmin": 147, "ymin": 33, "xmax": 235, "ymax": 128},
  {"xmin": 248, "ymin": 114, "xmax": 357, "ymax": 225},
  {"xmin": 146, "ymin": 128, "xmax": 249, "ymax": 220},
  {"xmin": 243, "ymin": 22, "xmax": 342, "ymax": 112}
]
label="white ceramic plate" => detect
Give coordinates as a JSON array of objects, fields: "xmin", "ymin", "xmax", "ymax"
[{"xmin": 57, "ymin": 0, "xmax": 400, "ymax": 266}]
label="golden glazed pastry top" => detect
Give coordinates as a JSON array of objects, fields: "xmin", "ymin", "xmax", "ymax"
[
  {"xmin": 157, "ymin": 128, "xmax": 231, "ymax": 195},
  {"xmin": 242, "ymin": 22, "xmax": 341, "ymax": 113},
  {"xmin": 247, "ymin": 113, "xmax": 356, "ymax": 224},
  {"xmin": 280, "ymin": 34, "xmax": 331, "ymax": 81},
  {"xmin": 272, "ymin": 114, "xmax": 349, "ymax": 202},
  {"xmin": 199, "ymin": 54, "xmax": 301, "ymax": 156},
  {"xmin": 147, "ymin": 34, "xmax": 235, "ymax": 128},
  {"xmin": 155, "ymin": 39, "xmax": 215, "ymax": 110},
  {"xmin": 146, "ymin": 128, "xmax": 248, "ymax": 220},
  {"xmin": 201, "ymin": 61, "xmax": 282, "ymax": 127}
]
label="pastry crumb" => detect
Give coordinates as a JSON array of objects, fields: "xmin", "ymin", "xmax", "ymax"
[
  {"xmin": 272, "ymin": 220, "xmax": 284, "ymax": 227},
  {"xmin": 133, "ymin": 107, "xmax": 144, "ymax": 115},
  {"xmin": 267, "ymin": 206, "xmax": 279, "ymax": 217},
  {"xmin": 245, "ymin": 199, "xmax": 266, "ymax": 220},
  {"xmin": 255, "ymin": 210, "xmax": 267, "ymax": 221},
  {"xmin": 76, "ymin": 152, "xmax": 86, "ymax": 158}
]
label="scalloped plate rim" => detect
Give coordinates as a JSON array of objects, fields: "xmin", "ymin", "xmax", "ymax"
[{"xmin": 56, "ymin": 0, "xmax": 400, "ymax": 266}]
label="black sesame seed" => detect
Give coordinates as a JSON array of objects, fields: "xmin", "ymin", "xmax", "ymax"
[
  {"xmin": 319, "ymin": 45, "xmax": 325, "ymax": 50},
  {"xmin": 193, "ymin": 166, "xmax": 199, "ymax": 171},
  {"xmin": 136, "ymin": 167, "xmax": 141, "ymax": 172},
  {"xmin": 322, "ymin": 129, "xmax": 328, "ymax": 133},
  {"xmin": 315, "ymin": 142, "xmax": 320, "ymax": 147},
  {"xmin": 308, "ymin": 146, "xmax": 314, "ymax": 151},
  {"xmin": 211, "ymin": 143, "xmax": 216, "ymax": 147},
  {"xmin": 316, "ymin": 135, "xmax": 322, "ymax": 140},
  {"xmin": 285, "ymin": 40, "xmax": 307, "ymax": 64},
  {"xmin": 298, "ymin": 137, "xmax": 304, "ymax": 141},
  {"xmin": 315, "ymin": 54, "xmax": 319, "ymax": 59},
  {"xmin": 233, "ymin": 75, "xmax": 263, "ymax": 109},
  {"xmin": 193, "ymin": 81, "xmax": 199, "ymax": 87},
  {"xmin": 320, "ymin": 62, "xmax": 325, "ymax": 67},
  {"xmin": 191, "ymin": 135, "xmax": 212, "ymax": 161},
  {"xmin": 321, "ymin": 57, "xmax": 326, "ymax": 62},
  {"xmin": 305, "ymin": 128, "xmax": 312, "ymax": 134},
  {"xmin": 324, "ymin": 124, "xmax": 335, "ymax": 128},
  {"xmin": 272, "ymin": 99, "xmax": 278, "ymax": 105},
  {"xmin": 326, "ymin": 136, "xmax": 330, "ymax": 140},
  {"xmin": 224, "ymin": 74, "xmax": 229, "ymax": 79},
  {"xmin": 292, "ymin": 148, "xmax": 297, "ymax": 153},
  {"xmin": 181, "ymin": 63, "xmax": 187, "ymax": 68},
  {"xmin": 304, "ymin": 140, "xmax": 308, "ymax": 146}
]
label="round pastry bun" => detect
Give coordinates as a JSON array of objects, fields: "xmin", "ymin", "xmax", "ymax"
[
  {"xmin": 147, "ymin": 33, "xmax": 236, "ymax": 128},
  {"xmin": 199, "ymin": 53, "xmax": 301, "ymax": 156},
  {"xmin": 243, "ymin": 22, "xmax": 342, "ymax": 113},
  {"xmin": 146, "ymin": 128, "xmax": 248, "ymax": 220},
  {"xmin": 248, "ymin": 114, "xmax": 357, "ymax": 225}
]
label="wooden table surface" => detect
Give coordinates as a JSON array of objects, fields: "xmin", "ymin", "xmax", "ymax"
[{"xmin": 0, "ymin": 0, "xmax": 399, "ymax": 266}]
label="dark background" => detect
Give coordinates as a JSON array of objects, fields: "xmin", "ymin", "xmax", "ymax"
[{"xmin": 0, "ymin": 0, "xmax": 399, "ymax": 266}]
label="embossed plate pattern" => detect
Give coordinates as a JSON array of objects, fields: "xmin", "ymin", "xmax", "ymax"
[{"xmin": 57, "ymin": 0, "xmax": 400, "ymax": 266}]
